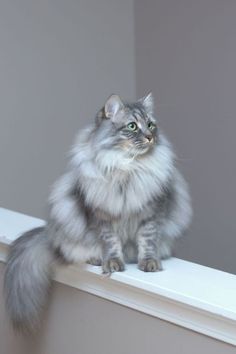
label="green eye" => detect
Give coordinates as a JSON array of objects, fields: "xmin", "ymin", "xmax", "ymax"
[
  {"xmin": 148, "ymin": 122, "xmax": 156, "ymax": 130},
  {"xmin": 127, "ymin": 122, "xmax": 138, "ymax": 131}
]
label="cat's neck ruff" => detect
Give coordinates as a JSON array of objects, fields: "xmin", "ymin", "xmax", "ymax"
[{"xmin": 70, "ymin": 125, "xmax": 175, "ymax": 216}]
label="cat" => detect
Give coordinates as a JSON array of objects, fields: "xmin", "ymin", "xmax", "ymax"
[{"xmin": 4, "ymin": 93, "xmax": 192, "ymax": 332}]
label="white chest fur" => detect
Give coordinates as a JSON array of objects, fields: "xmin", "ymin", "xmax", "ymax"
[{"xmin": 76, "ymin": 141, "xmax": 174, "ymax": 217}]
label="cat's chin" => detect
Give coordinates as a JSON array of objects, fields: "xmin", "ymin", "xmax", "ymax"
[
  {"xmin": 127, "ymin": 145, "xmax": 154, "ymax": 158},
  {"xmin": 117, "ymin": 141, "xmax": 155, "ymax": 159}
]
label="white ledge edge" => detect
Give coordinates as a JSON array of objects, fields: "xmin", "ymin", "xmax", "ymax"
[{"xmin": 0, "ymin": 207, "xmax": 236, "ymax": 346}]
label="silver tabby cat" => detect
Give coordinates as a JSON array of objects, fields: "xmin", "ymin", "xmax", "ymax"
[{"xmin": 4, "ymin": 93, "xmax": 192, "ymax": 332}]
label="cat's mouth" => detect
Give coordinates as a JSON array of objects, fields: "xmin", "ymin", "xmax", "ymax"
[
  {"xmin": 134, "ymin": 138, "xmax": 155, "ymax": 154},
  {"xmin": 118, "ymin": 140, "xmax": 154, "ymax": 157}
]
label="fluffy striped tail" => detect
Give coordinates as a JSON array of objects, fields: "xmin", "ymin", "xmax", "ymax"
[{"xmin": 4, "ymin": 227, "xmax": 54, "ymax": 332}]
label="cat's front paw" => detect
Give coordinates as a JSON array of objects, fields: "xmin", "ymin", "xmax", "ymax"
[
  {"xmin": 102, "ymin": 258, "xmax": 125, "ymax": 273},
  {"xmin": 138, "ymin": 258, "xmax": 163, "ymax": 272}
]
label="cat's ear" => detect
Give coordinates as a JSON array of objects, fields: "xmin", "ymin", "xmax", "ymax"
[
  {"xmin": 104, "ymin": 94, "xmax": 124, "ymax": 119},
  {"xmin": 139, "ymin": 92, "xmax": 154, "ymax": 114}
]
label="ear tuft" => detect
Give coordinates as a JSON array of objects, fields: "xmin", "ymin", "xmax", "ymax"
[
  {"xmin": 140, "ymin": 92, "xmax": 154, "ymax": 114},
  {"xmin": 104, "ymin": 94, "xmax": 124, "ymax": 119}
]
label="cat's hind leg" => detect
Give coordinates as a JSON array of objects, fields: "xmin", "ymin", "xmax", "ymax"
[{"xmin": 87, "ymin": 257, "xmax": 102, "ymax": 266}]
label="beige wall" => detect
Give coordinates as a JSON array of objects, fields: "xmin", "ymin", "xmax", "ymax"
[
  {"xmin": 135, "ymin": 0, "xmax": 236, "ymax": 274},
  {"xmin": 0, "ymin": 0, "xmax": 136, "ymax": 218},
  {"xmin": 1, "ymin": 263, "xmax": 235, "ymax": 354}
]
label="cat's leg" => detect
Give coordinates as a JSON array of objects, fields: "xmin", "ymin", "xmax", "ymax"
[
  {"xmin": 100, "ymin": 223, "xmax": 125, "ymax": 273},
  {"xmin": 137, "ymin": 220, "xmax": 163, "ymax": 272},
  {"xmin": 48, "ymin": 172, "xmax": 89, "ymax": 264},
  {"xmin": 87, "ymin": 258, "xmax": 102, "ymax": 266}
]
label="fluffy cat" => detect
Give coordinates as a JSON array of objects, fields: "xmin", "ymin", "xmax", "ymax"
[{"xmin": 4, "ymin": 93, "xmax": 192, "ymax": 332}]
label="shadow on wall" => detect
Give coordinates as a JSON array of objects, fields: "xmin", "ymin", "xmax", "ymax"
[{"xmin": 135, "ymin": 0, "xmax": 236, "ymax": 274}]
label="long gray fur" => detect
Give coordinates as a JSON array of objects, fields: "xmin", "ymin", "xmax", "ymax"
[{"xmin": 4, "ymin": 93, "xmax": 192, "ymax": 331}]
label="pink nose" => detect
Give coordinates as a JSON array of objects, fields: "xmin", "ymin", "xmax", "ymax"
[{"xmin": 145, "ymin": 135, "xmax": 153, "ymax": 143}]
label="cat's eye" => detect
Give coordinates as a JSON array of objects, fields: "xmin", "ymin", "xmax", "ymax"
[
  {"xmin": 127, "ymin": 122, "xmax": 138, "ymax": 131},
  {"xmin": 147, "ymin": 122, "xmax": 156, "ymax": 130}
]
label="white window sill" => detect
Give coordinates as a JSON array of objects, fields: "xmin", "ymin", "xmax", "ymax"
[{"xmin": 0, "ymin": 207, "xmax": 236, "ymax": 346}]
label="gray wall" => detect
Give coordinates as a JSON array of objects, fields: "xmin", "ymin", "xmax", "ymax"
[
  {"xmin": 1, "ymin": 264, "xmax": 235, "ymax": 354},
  {"xmin": 135, "ymin": 0, "xmax": 236, "ymax": 274},
  {"xmin": 0, "ymin": 0, "xmax": 135, "ymax": 218}
]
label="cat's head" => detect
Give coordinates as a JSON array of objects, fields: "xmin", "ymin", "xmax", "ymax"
[{"xmin": 95, "ymin": 93, "xmax": 158, "ymax": 157}]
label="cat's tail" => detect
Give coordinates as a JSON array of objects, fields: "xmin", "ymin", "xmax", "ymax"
[{"xmin": 4, "ymin": 226, "xmax": 55, "ymax": 332}]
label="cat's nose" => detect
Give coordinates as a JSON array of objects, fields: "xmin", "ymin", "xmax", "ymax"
[{"xmin": 145, "ymin": 135, "xmax": 153, "ymax": 143}]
